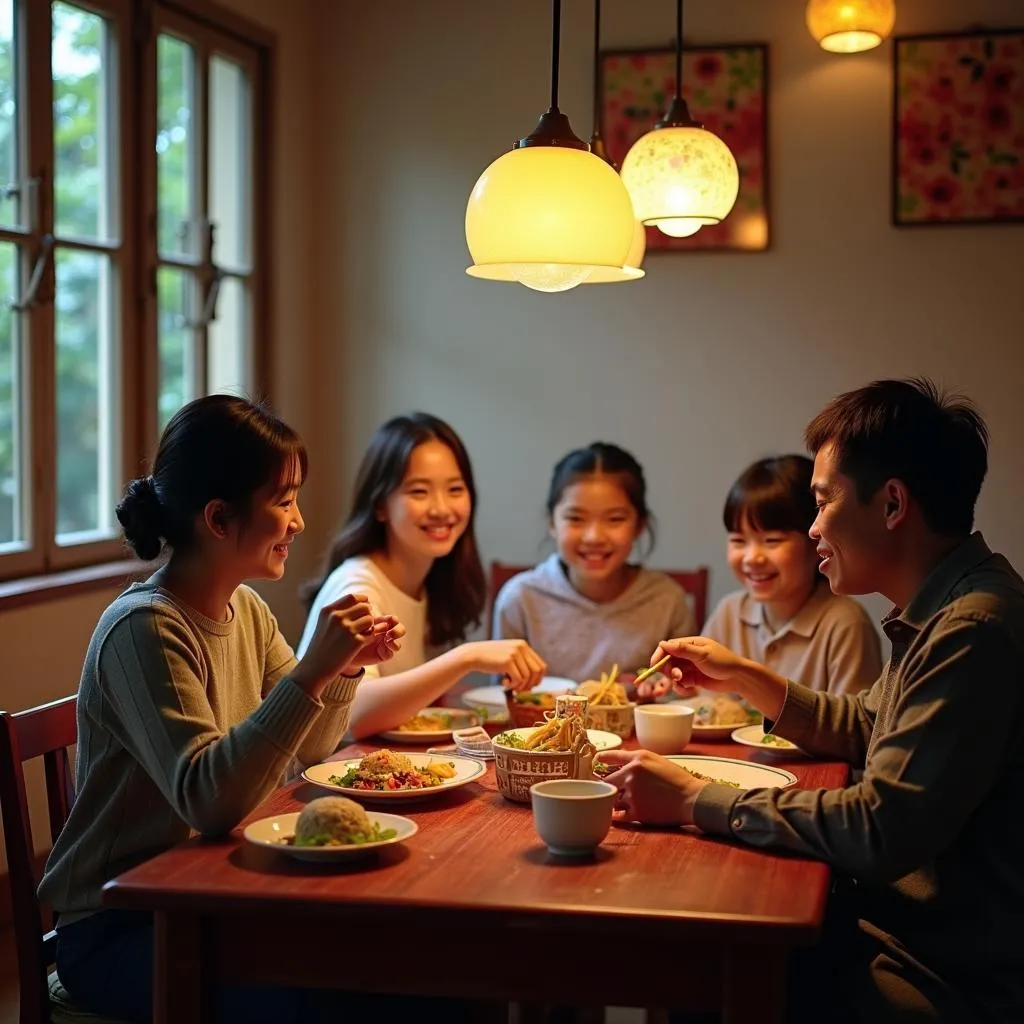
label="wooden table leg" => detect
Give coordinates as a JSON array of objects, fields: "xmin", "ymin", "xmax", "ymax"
[
  {"xmin": 722, "ymin": 947, "xmax": 788, "ymax": 1024},
  {"xmin": 153, "ymin": 911, "xmax": 210, "ymax": 1024}
]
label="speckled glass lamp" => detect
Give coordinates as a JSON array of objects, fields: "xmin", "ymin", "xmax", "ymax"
[
  {"xmin": 464, "ymin": 0, "xmax": 636, "ymax": 293},
  {"xmin": 806, "ymin": 0, "xmax": 896, "ymax": 54},
  {"xmin": 620, "ymin": 0, "xmax": 739, "ymax": 239}
]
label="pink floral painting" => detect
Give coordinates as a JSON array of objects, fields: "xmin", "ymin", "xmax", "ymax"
[
  {"xmin": 600, "ymin": 45, "xmax": 768, "ymax": 252},
  {"xmin": 894, "ymin": 30, "xmax": 1024, "ymax": 225}
]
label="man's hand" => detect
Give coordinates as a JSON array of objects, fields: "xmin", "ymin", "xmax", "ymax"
[{"xmin": 599, "ymin": 749, "xmax": 708, "ymax": 826}]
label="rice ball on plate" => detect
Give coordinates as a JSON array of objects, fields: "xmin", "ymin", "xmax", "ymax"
[
  {"xmin": 294, "ymin": 796, "xmax": 371, "ymax": 846},
  {"xmin": 358, "ymin": 749, "xmax": 414, "ymax": 778}
]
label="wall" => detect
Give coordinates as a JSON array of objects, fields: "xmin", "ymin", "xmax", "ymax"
[{"xmin": 308, "ymin": 0, "xmax": 1024, "ymax": 637}]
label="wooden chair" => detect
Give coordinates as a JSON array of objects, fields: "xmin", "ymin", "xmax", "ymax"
[
  {"xmin": 488, "ymin": 561, "xmax": 710, "ymax": 633},
  {"xmin": 0, "ymin": 695, "xmax": 125, "ymax": 1024}
]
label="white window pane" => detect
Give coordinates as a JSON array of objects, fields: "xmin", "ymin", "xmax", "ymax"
[
  {"xmin": 0, "ymin": 239, "xmax": 25, "ymax": 548},
  {"xmin": 52, "ymin": 4, "xmax": 114, "ymax": 242},
  {"xmin": 207, "ymin": 275, "xmax": 248, "ymax": 396},
  {"xmin": 55, "ymin": 248, "xmax": 118, "ymax": 541},
  {"xmin": 157, "ymin": 265, "xmax": 197, "ymax": 429},
  {"xmin": 209, "ymin": 55, "xmax": 250, "ymax": 270},
  {"xmin": 157, "ymin": 34, "xmax": 196, "ymax": 258},
  {"xmin": 0, "ymin": 0, "xmax": 20, "ymax": 231}
]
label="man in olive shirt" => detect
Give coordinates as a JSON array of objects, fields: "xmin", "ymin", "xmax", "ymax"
[{"xmin": 609, "ymin": 378, "xmax": 1024, "ymax": 1023}]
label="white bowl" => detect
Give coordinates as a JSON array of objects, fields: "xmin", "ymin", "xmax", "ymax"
[
  {"xmin": 634, "ymin": 703, "xmax": 694, "ymax": 754},
  {"xmin": 530, "ymin": 779, "xmax": 616, "ymax": 856}
]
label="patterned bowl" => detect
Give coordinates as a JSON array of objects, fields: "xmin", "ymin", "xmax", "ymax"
[
  {"xmin": 492, "ymin": 730, "xmax": 597, "ymax": 804},
  {"xmin": 585, "ymin": 701, "xmax": 636, "ymax": 739}
]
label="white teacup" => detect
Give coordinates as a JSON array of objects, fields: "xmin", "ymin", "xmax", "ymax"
[
  {"xmin": 634, "ymin": 703, "xmax": 695, "ymax": 754},
  {"xmin": 529, "ymin": 779, "xmax": 616, "ymax": 857}
]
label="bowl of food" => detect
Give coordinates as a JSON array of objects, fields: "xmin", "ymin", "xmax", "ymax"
[
  {"xmin": 692, "ymin": 694, "xmax": 761, "ymax": 740},
  {"xmin": 492, "ymin": 715, "xmax": 598, "ymax": 803},
  {"xmin": 576, "ymin": 665, "xmax": 635, "ymax": 738},
  {"xmin": 505, "ymin": 688, "xmax": 558, "ymax": 727}
]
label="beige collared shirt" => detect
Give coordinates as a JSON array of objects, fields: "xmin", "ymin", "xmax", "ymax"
[{"xmin": 702, "ymin": 580, "xmax": 882, "ymax": 695}]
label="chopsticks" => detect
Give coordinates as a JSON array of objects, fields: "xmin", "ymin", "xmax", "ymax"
[{"xmin": 632, "ymin": 654, "xmax": 671, "ymax": 687}]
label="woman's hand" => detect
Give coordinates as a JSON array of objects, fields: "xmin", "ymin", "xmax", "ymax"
[
  {"xmin": 347, "ymin": 615, "xmax": 405, "ymax": 668},
  {"xmin": 636, "ymin": 637, "xmax": 748, "ymax": 700},
  {"xmin": 292, "ymin": 594, "xmax": 398, "ymax": 690},
  {"xmin": 463, "ymin": 639, "xmax": 547, "ymax": 691},
  {"xmin": 599, "ymin": 749, "xmax": 707, "ymax": 826}
]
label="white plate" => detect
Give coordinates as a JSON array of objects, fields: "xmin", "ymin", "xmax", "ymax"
[
  {"xmin": 461, "ymin": 676, "xmax": 576, "ymax": 719},
  {"xmin": 691, "ymin": 722, "xmax": 737, "ymax": 741},
  {"xmin": 730, "ymin": 725, "xmax": 807, "ymax": 758},
  {"xmin": 666, "ymin": 754, "xmax": 798, "ymax": 789},
  {"xmin": 243, "ymin": 810, "xmax": 417, "ymax": 862},
  {"xmin": 492, "ymin": 726, "xmax": 623, "ymax": 752},
  {"xmin": 377, "ymin": 707, "xmax": 481, "ymax": 744},
  {"xmin": 302, "ymin": 753, "xmax": 486, "ymax": 802}
]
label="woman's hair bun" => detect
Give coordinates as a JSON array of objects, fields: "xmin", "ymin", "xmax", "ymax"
[{"xmin": 116, "ymin": 476, "xmax": 165, "ymax": 561}]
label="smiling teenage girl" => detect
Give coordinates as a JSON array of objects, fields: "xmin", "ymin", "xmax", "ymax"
[
  {"xmin": 40, "ymin": 395, "xmax": 404, "ymax": 1022},
  {"xmin": 493, "ymin": 442, "xmax": 695, "ymax": 682},
  {"xmin": 299, "ymin": 412, "xmax": 546, "ymax": 738}
]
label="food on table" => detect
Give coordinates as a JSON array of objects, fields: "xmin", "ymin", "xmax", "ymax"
[
  {"xmin": 396, "ymin": 710, "xmax": 455, "ymax": 732},
  {"xmin": 687, "ymin": 769, "xmax": 742, "ymax": 789},
  {"xmin": 694, "ymin": 695, "xmax": 757, "ymax": 727},
  {"xmin": 287, "ymin": 796, "xmax": 397, "ymax": 846},
  {"xmin": 577, "ymin": 663, "xmax": 630, "ymax": 707},
  {"xmin": 328, "ymin": 749, "xmax": 457, "ymax": 791},
  {"xmin": 495, "ymin": 715, "xmax": 590, "ymax": 754},
  {"xmin": 512, "ymin": 691, "xmax": 556, "ymax": 707},
  {"xmin": 760, "ymin": 733, "xmax": 796, "ymax": 749}
]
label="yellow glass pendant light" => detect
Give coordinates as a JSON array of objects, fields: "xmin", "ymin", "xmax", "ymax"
[
  {"xmin": 465, "ymin": 0, "xmax": 636, "ymax": 293},
  {"xmin": 582, "ymin": 0, "xmax": 645, "ymax": 284},
  {"xmin": 806, "ymin": 0, "xmax": 896, "ymax": 54},
  {"xmin": 620, "ymin": 0, "xmax": 739, "ymax": 240}
]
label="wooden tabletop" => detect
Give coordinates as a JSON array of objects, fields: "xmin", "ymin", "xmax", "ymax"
[{"xmin": 105, "ymin": 741, "xmax": 843, "ymax": 934}]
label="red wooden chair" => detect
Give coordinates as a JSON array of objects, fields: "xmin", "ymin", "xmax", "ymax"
[
  {"xmin": 0, "ymin": 695, "xmax": 125, "ymax": 1023},
  {"xmin": 488, "ymin": 561, "xmax": 710, "ymax": 634}
]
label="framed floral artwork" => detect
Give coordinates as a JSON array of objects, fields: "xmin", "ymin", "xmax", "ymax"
[
  {"xmin": 893, "ymin": 29, "xmax": 1024, "ymax": 226},
  {"xmin": 599, "ymin": 44, "xmax": 769, "ymax": 252}
]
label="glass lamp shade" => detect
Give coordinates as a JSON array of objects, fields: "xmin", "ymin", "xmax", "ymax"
[
  {"xmin": 466, "ymin": 146, "xmax": 636, "ymax": 293},
  {"xmin": 621, "ymin": 125, "xmax": 739, "ymax": 237},
  {"xmin": 583, "ymin": 217, "xmax": 646, "ymax": 283},
  {"xmin": 806, "ymin": 0, "xmax": 895, "ymax": 53}
]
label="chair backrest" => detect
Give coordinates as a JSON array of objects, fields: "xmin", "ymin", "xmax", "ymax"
[
  {"xmin": 0, "ymin": 694, "xmax": 78, "ymax": 1024},
  {"xmin": 488, "ymin": 561, "xmax": 710, "ymax": 635}
]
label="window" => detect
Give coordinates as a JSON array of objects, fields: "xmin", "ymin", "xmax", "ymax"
[{"xmin": 0, "ymin": 0, "xmax": 269, "ymax": 581}]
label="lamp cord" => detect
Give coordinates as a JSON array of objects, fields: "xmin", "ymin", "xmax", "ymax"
[
  {"xmin": 592, "ymin": 0, "xmax": 601, "ymax": 131},
  {"xmin": 675, "ymin": 0, "xmax": 683, "ymax": 101},
  {"xmin": 551, "ymin": 0, "xmax": 561, "ymax": 110}
]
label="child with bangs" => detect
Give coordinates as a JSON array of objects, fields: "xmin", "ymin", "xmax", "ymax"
[
  {"xmin": 705, "ymin": 455, "xmax": 881, "ymax": 695},
  {"xmin": 493, "ymin": 442, "xmax": 695, "ymax": 682}
]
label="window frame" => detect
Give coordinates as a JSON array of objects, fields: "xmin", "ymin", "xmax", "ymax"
[{"xmin": 0, "ymin": 0, "xmax": 273, "ymax": 588}]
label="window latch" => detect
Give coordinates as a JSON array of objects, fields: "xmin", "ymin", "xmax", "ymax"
[{"xmin": 8, "ymin": 234, "xmax": 54, "ymax": 313}]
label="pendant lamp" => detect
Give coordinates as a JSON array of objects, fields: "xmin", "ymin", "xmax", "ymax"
[
  {"xmin": 582, "ymin": 0, "xmax": 645, "ymax": 283},
  {"xmin": 620, "ymin": 0, "xmax": 739, "ymax": 239},
  {"xmin": 465, "ymin": 0, "xmax": 636, "ymax": 293},
  {"xmin": 806, "ymin": 0, "xmax": 896, "ymax": 54}
]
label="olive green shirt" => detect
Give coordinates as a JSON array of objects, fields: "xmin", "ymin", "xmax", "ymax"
[{"xmin": 695, "ymin": 533, "xmax": 1024, "ymax": 1022}]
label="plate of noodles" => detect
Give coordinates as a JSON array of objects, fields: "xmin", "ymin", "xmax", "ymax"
[
  {"xmin": 665, "ymin": 754, "xmax": 797, "ymax": 790},
  {"xmin": 302, "ymin": 749, "xmax": 486, "ymax": 802},
  {"xmin": 731, "ymin": 725, "xmax": 807, "ymax": 758},
  {"xmin": 244, "ymin": 797, "xmax": 418, "ymax": 862},
  {"xmin": 377, "ymin": 707, "xmax": 480, "ymax": 744}
]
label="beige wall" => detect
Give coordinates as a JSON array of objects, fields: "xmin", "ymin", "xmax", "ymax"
[{"xmin": 308, "ymin": 0, "xmax": 1024, "ymax": 636}]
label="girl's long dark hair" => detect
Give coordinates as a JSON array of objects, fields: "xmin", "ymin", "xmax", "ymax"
[{"xmin": 301, "ymin": 413, "xmax": 485, "ymax": 646}]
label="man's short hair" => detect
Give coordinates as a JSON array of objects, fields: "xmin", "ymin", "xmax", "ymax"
[{"xmin": 804, "ymin": 377, "xmax": 989, "ymax": 535}]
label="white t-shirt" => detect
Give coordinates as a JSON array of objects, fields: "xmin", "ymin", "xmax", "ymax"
[{"xmin": 296, "ymin": 555, "xmax": 428, "ymax": 678}]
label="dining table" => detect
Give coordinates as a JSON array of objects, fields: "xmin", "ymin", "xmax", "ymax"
[{"xmin": 102, "ymin": 727, "xmax": 849, "ymax": 1024}]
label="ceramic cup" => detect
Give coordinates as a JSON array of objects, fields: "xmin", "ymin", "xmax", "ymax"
[
  {"xmin": 529, "ymin": 779, "xmax": 617, "ymax": 857},
  {"xmin": 634, "ymin": 703, "xmax": 695, "ymax": 754}
]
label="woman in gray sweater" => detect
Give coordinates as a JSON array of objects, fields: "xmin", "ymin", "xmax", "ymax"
[{"xmin": 40, "ymin": 395, "xmax": 404, "ymax": 1023}]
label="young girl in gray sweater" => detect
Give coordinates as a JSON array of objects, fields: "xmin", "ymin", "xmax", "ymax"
[{"xmin": 493, "ymin": 442, "xmax": 695, "ymax": 682}]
